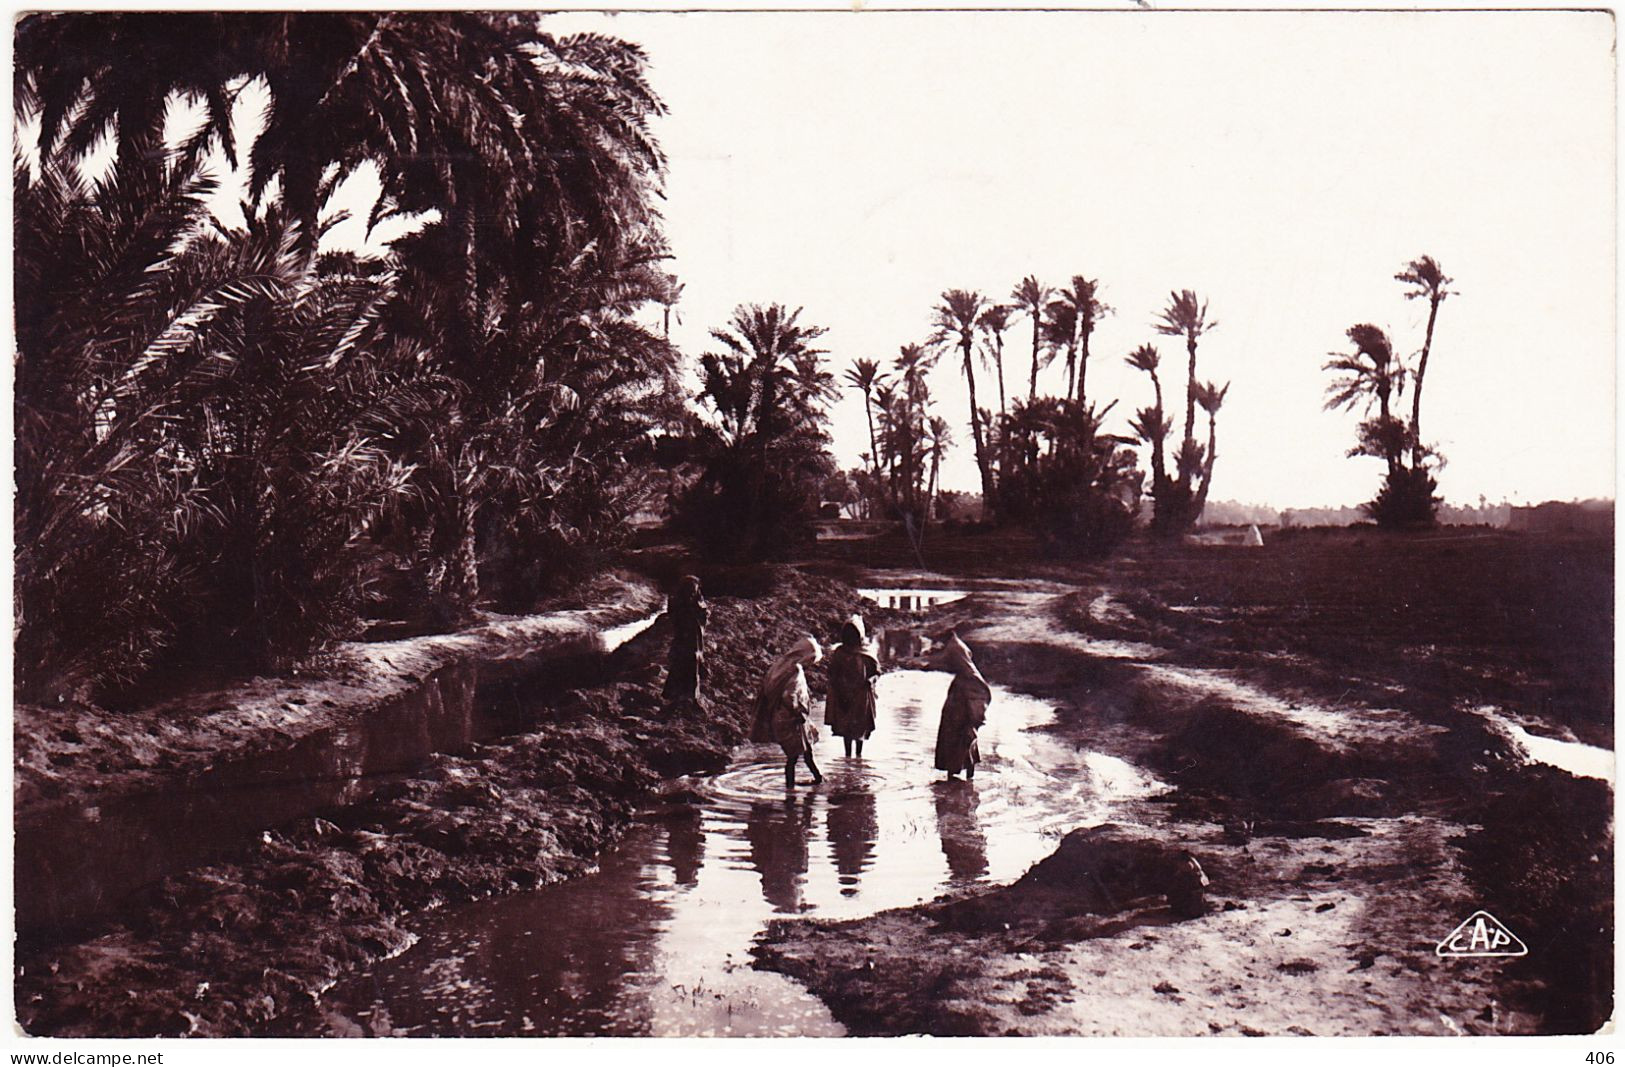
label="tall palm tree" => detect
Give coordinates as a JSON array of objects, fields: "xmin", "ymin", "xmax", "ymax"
[
  {"xmin": 1323, "ymin": 323, "xmax": 1405, "ymax": 477},
  {"xmin": 1395, "ymin": 254, "xmax": 1454, "ymax": 467},
  {"xmin": 924, "ymin": 416, "xmax": 953, "ymax": 519},
  {"xmin": 1153, "ymin": 289, "xmax": 1218, "ymax": 455},
  {"xmin": 843, "ymin": 358, "xmax": 888, "ymax": 483},
  {"xmin": 1056, "ymin": 276, "xmax": 1111, "ymax": 405},
  {"xmin": 1042, "ymin": 299, "xmax": 1078, "ymax": 403},
  {"xmin": 1125, "ymin": 344, "xmax": 1171, "ymax": 511},
  {"xmin": 1190, "ymin": 380, "xmax": 1230, "ymax": 519},
  {"xmin": 932, "ymin": 288, "xmax": 994, "ymax": 513},
  {"xmin": 977, "ymin": 304, "xmax": 1014, "ymax": 419},
  {"xmin": 1011, "ymin": 275, "xmax": 1052, "ymax": 402},
  {"xmin": 893, "ymin": 342, "xmax": 935, "ymax": 518}
]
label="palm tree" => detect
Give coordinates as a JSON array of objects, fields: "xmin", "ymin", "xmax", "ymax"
[
  {"xmin": 1125, "ymin": 344, "xmax": 1172, "ymax": 518},
  {"xmin": 1190, "ymin": 380, "xmax": 1230, "ymax": 519},
  {"xmin": 1055, "ymin": 276, "xmax": 1112, "ymax": 404},
  {"xmin": 1395, "ymin": 255, "xmax": 1454, "ymax": 468},
  {"xmin": 893, "ymin": 342, "xmax": 935, "ymax": 519},
  {"xmin": 1153, "ymin": 289, "xmax": 1218, "ymax": 455},
  {"xmin": 1324, "ymin": 323, "xmax": 1405, "ymax": 477},
  {"xmin": 1011, "ymin": 275, "xmax": 1052, "ymax": 402},
  {"xmin": 843, "ymin": 358, "xmax": 889, "ymax": 483},
  {"xmin": 931, "ymin": 288, "xmax": 994, "ymax": 513},
  {"xmin": 977, "ymin": 304, "xmax": 1015, "ymax": 419},
  {"xmin": 924, "ymin": 416, "xmax": 954, "ymax": 519},
  {"xmin": 17, "ymin": 13, "xmax": 668, "ymax": 272},
  {"xmin": 708, "ymin": 303, "xmax": 829, "ymax": 555},
  {"xmin": 1042, "ymin": 299, "xmax": 1078, "ymax": 403}
]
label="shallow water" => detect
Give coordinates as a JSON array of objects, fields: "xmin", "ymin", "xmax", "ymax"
[
  {"xmin": 600, "ymin": 610, "xmax": 663, "ymax": 650},
  {"xmin": 858, "ymin": 588, "xmax": 967, "ymax": 612},
  {"xmin": 1473, "ymin": 705, "xmax": 1615, "ymax": 782},
  {"xmin": 293, "ymin": 669, "xmax": 1163, "ymax": 1037}
]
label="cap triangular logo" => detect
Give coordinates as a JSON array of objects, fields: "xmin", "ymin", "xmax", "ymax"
[{"xmin": 1436, "ymin": 909, "xmax": 1527, "ymax": 957}]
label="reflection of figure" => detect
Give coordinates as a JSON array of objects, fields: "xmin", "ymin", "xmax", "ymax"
[
  {"xmin": 934, "ymin": 632, "xmax": 993, "ymax": 780},
  {"xmin": 933, "ymin": 781, "xmax": 989, "ymax": 885},
  {"xmin": 745, "ymin": 798, "xmax": 814, "ymax": 913},
  {"xmin": 662, "ymin": 576, "xmax": 708, "ymax": 705},
  {"xmin": 663, "ymin": 814, "xmax": 705, "ymax": 888},
  {"xmin": 750, "ymin": 636, "xmax": 825, "ymax": 789},
  {"xmin": 825, "ymin": 786, "xmax": 879, "ymax": 896},
  {"xmin": 825, "ymin": 617, "xmax": 880, "ymax": 758}
]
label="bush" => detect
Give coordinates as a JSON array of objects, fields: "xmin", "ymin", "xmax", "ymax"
[{"xmin": 1366, "ymin": 466, "xmax": 1439, "ymax": 528}]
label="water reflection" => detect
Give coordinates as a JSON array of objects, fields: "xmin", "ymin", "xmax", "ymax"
[
  {"xmin": 932, "ymin": 782, "xmax": 989, "ymax": 886},
  {"xmin": 746, "ymin": 797, "xmax": 815, "ymax": 913},
  {"xmin": 825, "ymin": 782, "xmax": 879, "ymax": 896},
  {"xmin": 290, "ymin": 670, "xmax": 1165, "ymax": 1037},
  {"xmin": 663, "ymin": 812, "xmax": 706, "ymax": 888}
]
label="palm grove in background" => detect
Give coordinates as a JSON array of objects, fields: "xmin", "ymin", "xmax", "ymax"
[{"xmin": 13, "ymin": 12, "xmax": 1452, "ymax": 711}]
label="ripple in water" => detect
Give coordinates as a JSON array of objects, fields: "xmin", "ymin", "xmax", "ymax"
[{"xmin": 296, "ymin": 670, "xmax": 1163, "ymax": 1038}]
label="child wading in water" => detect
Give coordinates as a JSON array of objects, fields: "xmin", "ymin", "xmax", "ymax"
[
  {"xmin": 934, "ymin": 631, "xmax": 992, "ymax": 781},
  {"xmin": 824, "ymin": 616, "xmax": 880, "ymax": 758},
  {"xmin": 750, "ymin": 636, "xmax": 825, "ymax": 789}
]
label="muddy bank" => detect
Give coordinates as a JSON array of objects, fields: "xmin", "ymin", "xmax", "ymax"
[
  {"xmin": 16, "ymin": 568, "xmax": 869, "ymax": 1037},
  {"xmin": 15, "ymin": 571, "xmax": 663, "ymax": 812}
]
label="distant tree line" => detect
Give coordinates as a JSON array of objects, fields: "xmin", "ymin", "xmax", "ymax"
[{"xmin": 837, "ymin": 279, "xmax": 1231, "ymax": 555}]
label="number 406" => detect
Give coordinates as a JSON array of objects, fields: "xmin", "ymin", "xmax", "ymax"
[{"xmin": 1585, "ymin": 1054, "xmax": 1614, "ymax": 1064}]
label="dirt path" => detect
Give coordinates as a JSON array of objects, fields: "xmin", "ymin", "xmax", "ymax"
[{"xmin": 754, "ymin": 572, "xmax": 1608, "ymax": 1036}]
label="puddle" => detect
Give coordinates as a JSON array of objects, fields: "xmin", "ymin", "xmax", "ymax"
[
  {"xmin": 287, "ymin": 669, "xmax": 1164, "ymax": 1037},
  {"xmin": 1473, "ymin": 706, "xmax": 1615, "ymax": 782},
  {"xmin": 858, "ymin": 588, "xmax": 967, "ymax": 612}
]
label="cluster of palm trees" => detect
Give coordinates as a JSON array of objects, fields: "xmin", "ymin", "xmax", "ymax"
[
  {"xmin": 842, "ymin": 347, "xmax": 953, "ymax": 524},
  {"xmin": 14, "ymin": 14, "xmax": 682, "ymax": 702},
  {"xmin": 842, "ymin": 279, "xmax": 1228, "ymax": 542},
  {"xmin": 680, "ymin": 303, "xmax": 839, "ymax": 560},
  {"xmin": 1322, "ymin": 255, "xmax": 1454, "ymax": 526}
]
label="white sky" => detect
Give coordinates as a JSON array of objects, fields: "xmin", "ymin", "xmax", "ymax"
[{"xmin": 548, "ymin": 9, "xmax": 1616, "ymax": 509}]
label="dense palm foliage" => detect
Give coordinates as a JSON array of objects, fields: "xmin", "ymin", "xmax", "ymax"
[
  {"xmin": 995, "ymin": 399, "xmax": 1141, "ymax": 557},
  {"xmin": 15, "ymin": 13, "xmax": 683, "ymax": 702},
  {"xmin": 677, "ymin": 304, "xmax": 838, "ymax": 561}
]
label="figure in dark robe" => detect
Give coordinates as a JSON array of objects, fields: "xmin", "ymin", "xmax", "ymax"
[
  {"xmin": 933, "ymin": 631, "xmax": 992, "ymax": 780},
  {"xmin": 750, "ymin": 636, "xmax": 825, "ymax": 788},
  {"xmin": 824, "ymin": 616, "xmax": 880, "ymax": 758},
  {"xmin": 662, "ymin": 575, "xmax": 707, "ymax": 705}
]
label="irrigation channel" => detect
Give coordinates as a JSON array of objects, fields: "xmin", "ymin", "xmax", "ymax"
[{"xmin": 281, "ymin": 637, "xmax": 1165, "ymax": 1036}]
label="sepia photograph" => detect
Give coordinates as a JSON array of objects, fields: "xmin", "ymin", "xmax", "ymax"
[{"xmin": 8, "ymin": 4, "xmax": 1616, "ymax": 1046}]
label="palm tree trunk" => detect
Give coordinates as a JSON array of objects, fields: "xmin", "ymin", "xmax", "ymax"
[
  {"xmin": 864, "ymin": 392, "xmax": 881, "ymax": 481},
  {"xmin": 1410, "ymin": 295, "xmax": 1441, "ymax": 468},
  {"xmin": 1078, "ymin": 331, "xmax": 1091, "ymax": 408},
  {"xmin": 1194, "ymin": 414, "xmax": 1218, "ymax": 521},
  {"xmin": 1183, "ymin": 335, "xmax": 1198, "ymax": 454},
  {"xmin": 928, "ymin": 450, "xmax": 940, "ymax": 520},
  {"xmin": 1028, "ymin": 316, "xmax": 1042, "ymax": 402},
  {"xmin": 1378, "ymin": 383, "xmax": 1399, "ymax": 478},
  {"xmin": 994, "ymin": 342, "xmax": 1007, "ymax": 419},
  {"xmin": 1065, "ymin": 344, "xmax": 1077, "ymax": 402},
  {"xmin": 962, "ymin": 340, "xmax": 994, "ymax": 517}
]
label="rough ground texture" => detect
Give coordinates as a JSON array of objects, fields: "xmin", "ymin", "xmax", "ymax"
[
  {"xmin": 16, "ymin": 567, "xmax": 867, "ymax": 1037},
  {"xmin": 755, "ymin": 528, "xmax": 1612, "ymax": 1036},
  {"xmin": 15, "ymin": 571, "xmax": 661, "ymax": 811}
]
